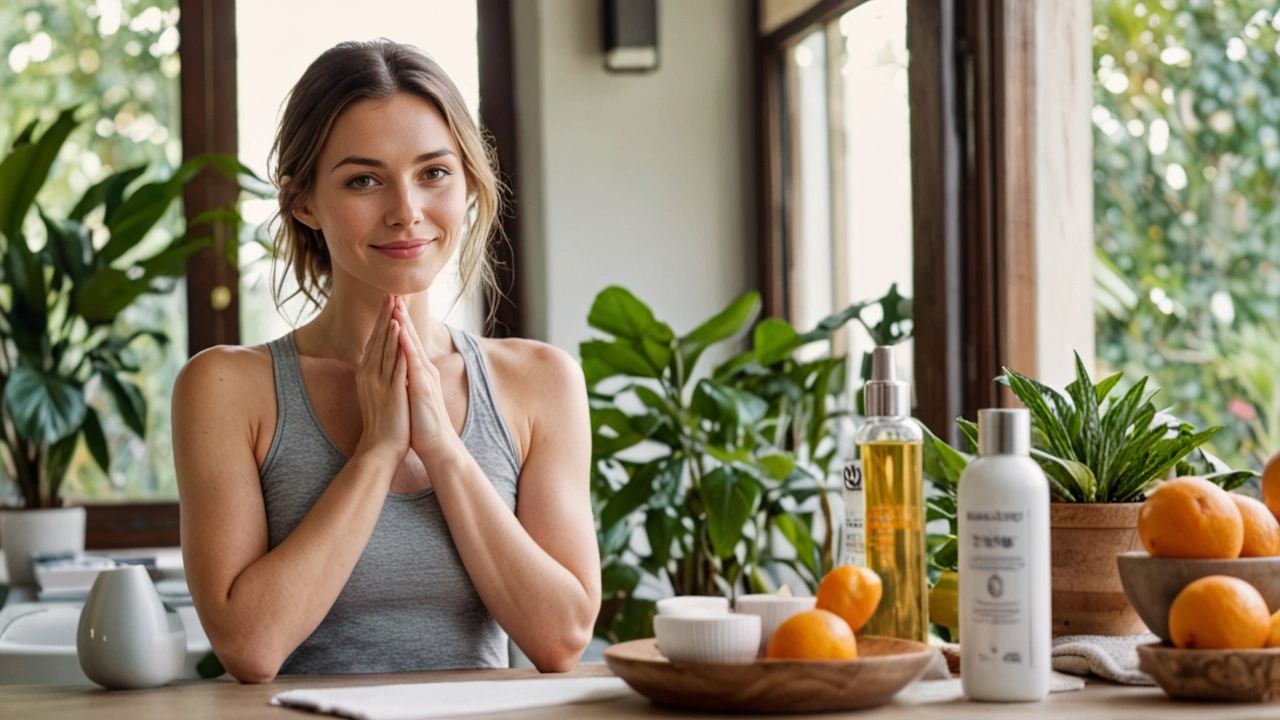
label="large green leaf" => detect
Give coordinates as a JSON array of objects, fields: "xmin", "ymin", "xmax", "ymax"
[
  {"xmin": 4, "ymin": 232, "xmax": 48, "ymax": 355},
  {"xmin": 919, "ymin": 421, "xmax": 972, "ymax": 488},
  {"xmin": 69, "ymin": 164, "xmax": 147, "ymax": 223},
  {"xmin": 73, "ymin": 268, "xmax": 150, "ymax": 326},
  {"xmin": 580, "ymin": 339, "xmax": 661, "ymax": 379},
  {"xmin": 678, "ymin": 292, "xmax": 761, "ymax": 381},
  {"xmin": 0, "ymin": 107, "xmax": 80, "ymax": 239},
  {"xmin": 600, "ymin": 459, "xmax": 669, "ymax": 531},
  {"xmin": 39, "ymin": 209, "xmax": 91, "ymax": 285},
  {"xmin": 691, "ymin": 379, "xmax": 768, "ymax": 444},
  {"xmin": 81, "ymin": 408, "xmax": 111, "ymax": 475},
  {"xmin": 754, "ymin": 318, "xmax": 801, "ymax": 366},
  {"xmin": 3, "ymin": 366, "xmax": 87, "ymax": 445},
  {"xmin": 701, "ymin": 466, "xmax": 762, "ymax": 559},
  {"xmin": 773, "ymin": 513, "xmax": 819, "ymax": 576},
  {"xmin": 587, "ymin": 286, "xmax": 670, "ymax": 343},
  {"xmin": 101, "ymin": 155, "xmax": 212, "ymax": 264},
  {"xmin": 97, "ymin": 369, "xmax": 147, "ymax": 437}
]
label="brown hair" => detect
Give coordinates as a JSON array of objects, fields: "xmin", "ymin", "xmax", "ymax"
[{"xmin": 269, "ymin": 39, "xmax": 504, "ymax": 325}]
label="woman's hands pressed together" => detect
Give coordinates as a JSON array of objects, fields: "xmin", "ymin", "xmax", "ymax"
[
  {"xmin": 352, "ymin": 294, "xmax": 411, "ymax": 466},
  {"xmin": 390, "ymin": 296, "xmax": 463, "ymax": 461}
]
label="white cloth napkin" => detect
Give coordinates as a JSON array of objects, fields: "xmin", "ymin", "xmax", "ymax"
[
  {"xmin": 270, "ymin": 677, "xmax": 635, "ymax": 720},
  {"xmin": 1051, "ymin": 633, "xmax": 1158, "ymax": 685}
]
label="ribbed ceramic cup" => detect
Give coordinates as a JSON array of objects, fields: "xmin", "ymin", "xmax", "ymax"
[
  {"xmin": 77, "ymin": 565, "xmax": 186, "ymax": 689},
  {"xmin": 734, "ymin": 594, "xmax": 817, "ymax": 656},
  {"xmin": 656, "ymin": 596, "xmax": 731, "ymax": 617},
  {"xmin": 653, "ymin": 614, "xmax": 761, "ymax": 664}
]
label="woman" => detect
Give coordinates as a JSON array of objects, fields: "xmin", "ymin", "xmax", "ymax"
[{"xmin": 172, "ymin": 40, "xmax": 600, "ymax": 682}]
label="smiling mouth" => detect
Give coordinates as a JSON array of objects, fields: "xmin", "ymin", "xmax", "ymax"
[{"xmin": 371, "ymin": 239, "xmax": 433, "ymax": 259}]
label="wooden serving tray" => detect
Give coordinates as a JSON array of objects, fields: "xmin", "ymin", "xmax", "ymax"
[
  {"xmin": 603, "ymin": 636, "xmax": 936, "ymax": 713},
  {"xmin": 1137, "ymin": 642, "xmax": 1280, "ymax": 702}
]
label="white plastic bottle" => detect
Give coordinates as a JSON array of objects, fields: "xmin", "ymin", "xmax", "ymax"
[{"xmin": 958, "ymin": 408, "xmax": 1050, "ymax": 702}]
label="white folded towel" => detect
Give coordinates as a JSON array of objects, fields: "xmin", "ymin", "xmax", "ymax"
[
  {"xmin": 1051, "ymin": 633, "xmax": 1159, "ymax": 685},
  {"xmin": 271, "ymin": 676, "xmax": 634, "ymax": 720}
]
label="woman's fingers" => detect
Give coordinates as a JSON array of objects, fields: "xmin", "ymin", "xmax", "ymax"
[
  {"xmin": 393, "ymin": 300, "xmax": 430, "ymax": 366},
  {"xmin": 363, "ymin": 295, "xmax": 393, "ymax": 374},
  {"xmin": 383, "ymin": 318, "xmax": 401, "ymax": 380}
]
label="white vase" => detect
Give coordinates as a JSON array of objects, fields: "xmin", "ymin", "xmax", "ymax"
[
  {"xmin": 0, "ymin": 506, "xmax": 86, "ymax": 587},
  {"xmin": 76, "ymin": 565, "xmax": 186, "ymax": 690}
]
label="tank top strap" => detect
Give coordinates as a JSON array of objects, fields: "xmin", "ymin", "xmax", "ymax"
[
  {"xmin": 260, "ymin": 331, "xmax": 320, "ymax": 476},
  {"xmin": 448, "ymin": 325, "xmax": 521, "ymax": 476}
]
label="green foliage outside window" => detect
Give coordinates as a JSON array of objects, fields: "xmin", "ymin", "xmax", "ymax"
[
  {"xmin": 1, "ymin": 0, "xmax": 185, "ymax": 501},
  {"xmin": 1094, "ymin": 0, "xmax": 1280, "ymax": 473}
]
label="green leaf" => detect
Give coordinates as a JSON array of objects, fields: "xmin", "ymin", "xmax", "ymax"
[
  {"xmin": 1031, "ymin": 449, "xmax": 1098, "ymax": 502},
  {"xmin": 69, "ymin": 164, "xmax": 148, "ymax": 223},
  {"xmin": 928, "ymin": 536, "xmax": 958, "ymax": 572},
  {"xmin": 97, "ymin": 369, "xmax": 147, "ymax": 437},
  {"xmin": 600, "ymin": 459, "xmax": 667, "ymax": 531},
  {"xmin": 139, "ymin": 235, "xmax": 214, "ymax": 278},
  {"xmin": 678, "ymin": 292, "xmax": 761, "ymax": 378},
  {"xmin": 39, "ymin": 209, "xmax": 91, "ymax": 284},
  {"xmin": 691, "ymin": 379, "xmax": 768, "ymax": 444},
  {"xmin": 73, "ymin": 268, "xmax": 150, "ymax": 325},
  {"xmin": 587, "ymin": 286, "xmax": 670, "ymax": 343},
  {"xmin": 754, "ymin": 318, "xmax": 801, "ymax": 366},
  {"xmin": 1094, "ymin": 371, "xmax": 1123, "ymax": 404},
  {"xmin": 0, "ymin": 107, "xmax": 80, "ymax": 239},
  {"xmin": 81, "ymin": 408, "xmax": 111, "ymax": 476},
  {"xmin": 609, "ymin": 598, "xmax": 657, "ymax": 643},
  {"xmin": 645, "ymin": 508, "xmax": 680, "ymax": 569},
  {"xmin": 1202, "ymin": 470, "xmax": 1256, "ymax": 492},
  {"xmin": 102, "ymin": 155, "xmax": 213, "ymax": 264},
  {"xmin": 580, "ymin": 339, "xmax": 661, "ymax": 380},
  {"xmin": 759, "ymin": 453, "xmax": 796, "ymax": 480},
  {"xmin": 196, "ymin": 652, "xmax": 225, "ymax": 679},
  {"xmin": 602, "ymin": 562, "xmax": 641, "ymax": 597},
  {"xmin": 956, "ymin": 418, "xmax": 980, "ymax": 453},
  {"xmin": 918, "ymin": 421, "xmax": 971, "ymax": 488},
  {"xmin": 701, "ymin": 466, "xmax": 762, "ymax": 559},
  {"xmin": 3, "ymin": 366, "xmax": 87, "ymax": 445}
]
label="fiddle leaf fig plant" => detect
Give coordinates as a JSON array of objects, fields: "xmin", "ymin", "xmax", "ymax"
[
  {"xmin": 585, "ymin": 284, "xmax": 906, "ymax": 643},
  {"xmin": 0, "ymin": 107, "xmax": 258, "ymax": 509}
]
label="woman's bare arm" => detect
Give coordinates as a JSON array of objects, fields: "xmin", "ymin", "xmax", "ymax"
[
  {"xmin": 174, "ymin": 299, "xmax": 410, "ymax": 682},
  {"xmin": 394, "ymin": 313, "xmax": 601, "ymax": 672}
]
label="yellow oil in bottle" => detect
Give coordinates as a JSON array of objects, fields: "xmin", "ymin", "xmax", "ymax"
[{"xmin": 860, "ymin": 439, "xmax": 927, "ymax": 642}]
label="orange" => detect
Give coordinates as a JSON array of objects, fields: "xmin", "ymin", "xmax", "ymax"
[
  {"xmin": 766, "ymin": 609, "xmax": 858, "ymax": 660},
  {"xmin": 814, "ymin": 565, "xmax": 883, "ymax": 634},
  {"xmin": 1138, "ymin": 477, "xmax": 1243, "ymax": 559},
  {"xmin": 1268, "ymin": 609, "xmax": 1280, "ymax": 649},
  {"xmin": 1263, "ymin": 451, "xmax": 1280, "ymax": 519},
  {"xmin": 1232, "ymin": 494, "xmax": 1280, "ymax": 557},
  {"xmin": 1168, "ymin": 576, "xmax": 1270, "ymax": 650}
]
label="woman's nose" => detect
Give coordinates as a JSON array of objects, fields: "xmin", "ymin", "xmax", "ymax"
[{"xmin": 384, "ymin": 182, "xmax": 424, "ymax": 228}]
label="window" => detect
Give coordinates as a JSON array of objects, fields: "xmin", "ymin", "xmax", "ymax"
[
  {"xmin": 1, "ymin": 0, "xmax": 186, "ymax": 505},
  {"xmin": 758, "ymin": 0, "xmax": 961, "ymax": 433},
  {"xmin": 1093, "ymin": 1, "xmax": 1280, "ymax": 472}
]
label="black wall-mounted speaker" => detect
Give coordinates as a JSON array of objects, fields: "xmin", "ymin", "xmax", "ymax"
[{"xmin": 602, "ymin": 0, "xmax": 659, "ymax": 73}]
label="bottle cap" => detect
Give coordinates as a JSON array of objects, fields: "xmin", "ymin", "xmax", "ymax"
[
  {"xmin": 864, "ymin": 346, "xmax": 910, "ymax": 417},
  {"xmin": 978, "ymin": 408, "xmax": 1031, "ymax": 456}
]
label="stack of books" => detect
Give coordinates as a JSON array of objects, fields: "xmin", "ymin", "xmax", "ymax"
[{"xmin": 31, "ymin": 553, "xmax": 157, "ymax": 602}]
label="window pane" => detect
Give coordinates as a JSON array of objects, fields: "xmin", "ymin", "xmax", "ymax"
[
  {"xmin": 236, "ymin": 1, "xmax": 483, "ymax": 345},
  {"xmin": 836, "ymin": 0, "xmax": 914, "ymax": 383},
  {"xmin": 790, "ymin": 28, "xmax": 835, "ymax": 339},
  {"xmin": 1, "ymin": 1, "xmax": 186, "ymax": 503},
  {"xmin": 1093, "ymin": 1, "xmax": 1280, "ymax": 472}
]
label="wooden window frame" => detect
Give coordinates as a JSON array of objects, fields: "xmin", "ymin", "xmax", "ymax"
[
  {"xmin": 755, "ymin": 0, "xmax": 1039, "ymax": 444},
  {"xmin": 86, "ymin": 0, "xmax": 523, "ymax": 549}
]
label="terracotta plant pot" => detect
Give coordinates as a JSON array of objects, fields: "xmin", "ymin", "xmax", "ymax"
[{"xmin": 1050, "ymin": 502, "xmax": 1148, "ymax": 636}]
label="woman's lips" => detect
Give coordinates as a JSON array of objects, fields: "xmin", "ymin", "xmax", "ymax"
[{"xmin": 371, "ymin": 240, "xmax": 432, "ymax": 259}]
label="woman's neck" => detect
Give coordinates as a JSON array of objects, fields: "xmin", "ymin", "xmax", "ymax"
[{"xmin": 298, "ymin": 283, "xmax": 452, "ymax": 366}]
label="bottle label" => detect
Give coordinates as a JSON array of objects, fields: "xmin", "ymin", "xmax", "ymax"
[
  {"xmin": 841, "ymin": 460, "xmax": 866, "ymax": 567},
  {"xmin": 962, "ymin": 508, "xmax": 1033, "ymax": 669}
]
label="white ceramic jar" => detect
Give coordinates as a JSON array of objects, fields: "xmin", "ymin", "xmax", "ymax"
[
  {"xmin": 77, "ymin": 565, "xmax": 187, "ymax": 689},
  {"xmin": 734, "ymin": 595, "xmax": 817, "ymax": 656},
  {"xmin": 653, "ymin": 614, "xmax": 761, "ymax": 664}
]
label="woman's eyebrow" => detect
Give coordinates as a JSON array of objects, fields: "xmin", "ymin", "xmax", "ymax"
[{"xmin": 330, "ymin": 149, "xmax": 455, "ymax": 172}]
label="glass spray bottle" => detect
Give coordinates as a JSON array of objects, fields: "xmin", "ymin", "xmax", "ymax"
[{"xmin": 853, "ymin": 345, "xmax": 926, "ymax": 641}]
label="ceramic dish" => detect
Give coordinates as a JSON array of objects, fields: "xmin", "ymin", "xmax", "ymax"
[
  {"xmin": 733, "ymin": 594, "xmax": 816, "ymax": 656},
  {"xmin": 604, "ymin": 636, "xmax": 937, "ymax": 713},
  {"xmin": 1137, "ymin": 642, "xmax": 1280, "ymax": 702},
  {"xmin": 652, "ymin": 614, "xmax": 760, "ymax": 664},
  {"xmin": 1116, "ymin": 551, "xmax": 1280, "ymax": 643}
]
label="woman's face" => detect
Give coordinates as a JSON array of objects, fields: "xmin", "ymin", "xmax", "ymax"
[{"xmin": 294, "ymin": 93, "xmax": 468, "ymax": 297}]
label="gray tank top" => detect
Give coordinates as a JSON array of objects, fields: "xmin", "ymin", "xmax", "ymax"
[{"xmin": 258, "ymin": 325, "xmax": 521, "ymax": 674}]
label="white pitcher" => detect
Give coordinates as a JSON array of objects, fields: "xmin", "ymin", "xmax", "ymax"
[{"xmin": 76, "ymin": 565, "xmax": 186, "ymax": 689}]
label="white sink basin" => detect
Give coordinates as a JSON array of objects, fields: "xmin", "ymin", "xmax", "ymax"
[{"xmin": 0, "ymin": 596, "xmax": 213, "ymax": 686}]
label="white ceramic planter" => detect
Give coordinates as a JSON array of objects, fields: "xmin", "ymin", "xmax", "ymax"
[
  {"xmin": 77, "ymin": 565, "xmax": 186, "ymax": 689},
  {"xmin": 0, "ymin": 506, "xmax": 86, "ymax": 587}
]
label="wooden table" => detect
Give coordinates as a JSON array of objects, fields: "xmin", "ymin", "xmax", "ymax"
[{"xmin": 5, "ymin": 663, "xmax": 1280, "ymax": 719}]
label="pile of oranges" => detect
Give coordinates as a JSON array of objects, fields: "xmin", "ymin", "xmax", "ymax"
[
  {"xmin": 1136, "ymin": 459, "xmax": 1280, "ymax": 650},
  {"xmin": 765, "ymin": 565, "xmax": 882, "ymax": 660}
]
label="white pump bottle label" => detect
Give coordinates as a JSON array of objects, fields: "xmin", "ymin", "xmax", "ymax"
[
  {"xmin": 841, "ymin": 460, "xmax": 866, "ymax": 567},
  {"xmin": 961, "ymin": 508, "xmax": 1034, "ymax": 669}
]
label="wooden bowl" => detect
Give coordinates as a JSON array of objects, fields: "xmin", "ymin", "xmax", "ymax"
[
  {"xmin": 1137, "ymin": 642, "xmax": 1280, "ymax": 702},
  {"xmin": 1117, "ymin": 551, "xmax": 1280, "ymax": 643},
  {"xmin": 602, "ymin": 636, "xmax": 936, "ymax": 713}
]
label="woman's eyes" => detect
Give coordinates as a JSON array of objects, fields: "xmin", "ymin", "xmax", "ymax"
[{"xmin": 344, "ymin": 167, "xmax": 451, "ymax": 189}]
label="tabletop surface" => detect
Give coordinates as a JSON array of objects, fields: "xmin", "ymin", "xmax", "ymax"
[{"xmin": 8, "ymin": 662, "xmax": 1280, "ymax": 719}]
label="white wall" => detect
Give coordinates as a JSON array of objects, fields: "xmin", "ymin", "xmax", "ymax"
[{"xmin": 512, "ymin": 0, "xmax": 755, "ymax": 357}]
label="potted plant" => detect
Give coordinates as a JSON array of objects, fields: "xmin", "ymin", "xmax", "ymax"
[
  {"xmin": 922, "ymin": 355, "xmax": 1254, "ymax": 636},
  {"xmin": 0, "ymin": 108, "xmax": 252, "ymax": 586},
  {"xmin": 583, "ymin": 285, "xmax": 910, "ymax": 642}
]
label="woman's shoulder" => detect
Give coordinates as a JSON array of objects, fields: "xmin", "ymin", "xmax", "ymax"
[
  {"xmin": 475, "ymin": 336, "xmax": 583, "ymax": 396},
  {"xmin": 173, "ymin": 342, "xmax": 275, "ymax": 408}
]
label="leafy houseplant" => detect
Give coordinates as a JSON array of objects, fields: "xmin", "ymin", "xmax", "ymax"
[
  {"xmin": 584, "ymin": 285, "xmax": 908, "ymax": 643},
  {"xmin": 0, "ymin": 108, "xmax": 250, "ymax": 511},
  {"xmin": 921, "ymin": 354, "xmax": 1256, "ymax": 636}
]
